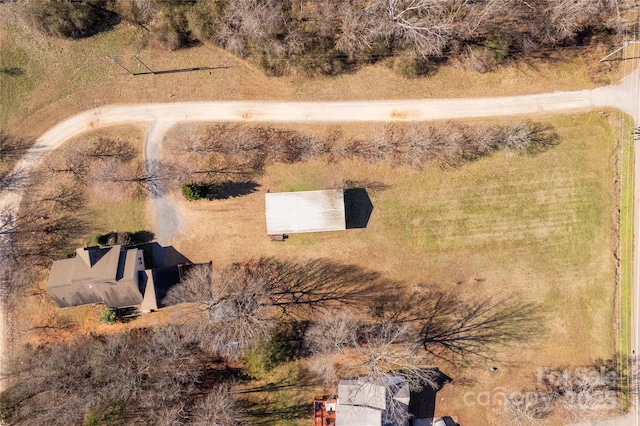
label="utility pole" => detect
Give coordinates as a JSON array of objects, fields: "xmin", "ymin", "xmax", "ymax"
[
  {"xmin": 599, "ymin": 41, "xmax": 640, "ymax": 62},
  {"xmin": 133, "ymin": 54, "xmax": 154, "ymax": 74},
  {"xmin": 106, "ymin": 56, "xmax": 135, "ymax": 75}
]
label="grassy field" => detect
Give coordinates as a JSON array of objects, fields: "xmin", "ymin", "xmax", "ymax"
[
  {"xmin": 617, "ymin": 114, "xmax": 634, "ymax": 409},
  {"xmin": 172, "ymin": 112, "xmax": 617, "ymax": 424}
]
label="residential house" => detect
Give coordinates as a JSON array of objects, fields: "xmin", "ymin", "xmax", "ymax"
[
  {"xmin": 47, "ymin": 245, "xmax": 144, "ymax": 308},
  {"xmin": 336, "ymin": 376, "xmax": 410, "ymax": 426}
]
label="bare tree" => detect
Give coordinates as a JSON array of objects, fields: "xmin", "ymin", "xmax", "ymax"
[
  {"xmin": 45, "ymin": 136, "xmax": 136, "ymax": 181},
  {"xmin": 334, "ymin": 4, "xmax": 375, "ymax": 59},
  {"xmin": 544, "ymin": 0, "xmax": 616, "ymax": 42},
  {"xmin": 164, "ymin": 258, "xmax": 387, "ymax": 360},
  {"xmin": 89, "ymin": 158, "xmax": 166, "ymax": 200},
  {"xmin": 354, "ymin": 321, "xmax": 437, "ymax": 388},
  {"xmin": 163, "ymin": 263, "xmax": 276, "ymax": 360},
  {"xmin": 501, "ymin": 391, "xmax": 552, "ymax": 425},
  {"xmin": 305, "ymin": 316, "xmax": 437, "ymax": 424},
  {"xmin": 162, "ymin": 263, "xmax": 214, "ymax": 307},
  {"xmin": 501, "ymin": 362, "xmax": 621, "ymax": 424},
  {"xmin": 305, "ymin": 310, "xmax": 360, "ymax": 356},
  {"xmin": 233, "ymin": 0, "xmax": 283, "ymax": 45},
  {"xmin": 114, "ymin": 0, "xmax": 158, "ymax": 26},
  {"xmin": 2, "ymin": 199, "xmax": 88, "ymax": 263},
  {"xmin": 203, "ymin": 268, "xmax": 278, "ymax": 359},
  {"xmin": 241, "ymin": 257, "xmax": 387, "ymax": 318},
  {"xmin": 2, "ymin": 326, "xmax": 229, "ymax": 425},
  {"xmin": 82, "ymin": 136, "xmax": 137, "ymax": 162},
  {"xmin": 364, "ymin": 0, "xmax": 460, "ymax": 57},
  {"xmin": 167, "ymin": 257, "xmax": 387, "ymax": 318},
  {"xmin": 191, "ymin": 382, "xmax": 245, "ymax": 426},
  {"xmin": 540, "ymin": 365, "xmax": 620, "ymax": 420},
  {"xmin": 45, "ymin": 144, "xmax": 92, "ymax": 180},
  {"xmin": 496, "ymin": 121, "xmax": 559, "ymax": 154},
  {"xmin": 369, "ymin": 286, "xmax": 544, "ymax": 363},
  {"xmin": 164, "ymin": 124, "xmax": 265, "ymax": 190}
]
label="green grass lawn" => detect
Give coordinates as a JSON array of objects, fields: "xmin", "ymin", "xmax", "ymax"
[
  {"xmin": 617, "ymin": 114, "xmax": 634, "ymax": 409},
  {"xmin": 0, "ymin": 26, "xmax": 43, "ymax": 128},
  {"xmin": 86, "ymin": 195, "xmax": 148, "ymax": 239}
]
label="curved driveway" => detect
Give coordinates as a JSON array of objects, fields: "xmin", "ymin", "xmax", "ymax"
[
  {"xmin": 2, "ymin": 79, "xmax": 634, "ymax": 244},
  {"xmin": 0, "ymin": 70, "xmax": 638, "ymax": 400}
]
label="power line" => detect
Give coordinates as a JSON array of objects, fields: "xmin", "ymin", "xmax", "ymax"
[
  {"xmin": 133, "ymin": 54, "xmax": 154, "ymax": 73},
  {"xmin": 105, "ymin": 56, "xmax": 135, "ymax": 75}
]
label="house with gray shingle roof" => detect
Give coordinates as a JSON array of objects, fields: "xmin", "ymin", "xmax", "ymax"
[{"xmin": 47, "ymin": 245, "xmax": 149, "ymax": 309}]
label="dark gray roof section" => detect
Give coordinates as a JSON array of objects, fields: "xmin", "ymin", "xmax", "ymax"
[{"xmin": 47, "ymin": 245, "xmax": 144, "ymax": 309}]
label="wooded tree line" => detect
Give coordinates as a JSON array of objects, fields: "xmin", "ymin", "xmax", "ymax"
[
  {"xmin": 0, "ymin": 120, "xmax": 558, "ymax": 262},
  {"xmin": 20, "ymin": 0, "xmax": 632, "ymax": 75},
  {"xmin": 1, "ymin": 327, "xmax": 244, "ymax": 425},
  {"xmin": 166, "ymin": 121, "xmax": 558, "ymax": 189}
]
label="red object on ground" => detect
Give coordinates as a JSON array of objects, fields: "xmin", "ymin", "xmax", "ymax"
[{"xmin": 314, "ymin": 395, "xmax": 337, "ymax": 426}]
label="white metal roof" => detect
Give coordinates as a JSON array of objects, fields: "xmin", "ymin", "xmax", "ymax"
[{"xmin": 265, "ymin": 189, "xmax": 346, "ymax": 235}]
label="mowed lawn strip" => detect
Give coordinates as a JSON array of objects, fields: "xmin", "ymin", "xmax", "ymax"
[
  {"xmin": 174, "ymin": 112, "xmax": 617, "ymax": 424},
  {"xmin": 618, "ymin": 114, "xmax": 634, "ymax": 409}
]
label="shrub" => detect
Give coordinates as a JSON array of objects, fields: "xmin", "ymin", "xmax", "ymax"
[
  {"xmin": 89, "ymin": 233, "xmax": 101, "ymax": 246},
  {"xmin": 84, "ymin": 400, "xmax": 126, "ymax": 426},
  {"xmin": 98, "ymin": 307, "xmax": 116, "ymax": 325},
  {"xmin": 182, "ymin": 183, "xmax": 207, "ymax": 201},
  {"xmin": 23, "ymin": 0, "xmax": 119, "ymax": 39},
  {"xmin": 92, "ymin": 230, "xmax": 154, "ymax": 246},
  {"xmin": 244, "ymin": 324, "xmax": 295, "ymax": 379}
]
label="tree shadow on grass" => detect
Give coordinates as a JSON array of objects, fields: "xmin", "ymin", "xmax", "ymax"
[
  {"xmin": 242, "ymin": 402, "xmax": 312, "ymax": 425},
  {"xmin": 205, "ymin": 181, "xmax": 260, "ymax": 200},
  {"xmin": 0, "ymin": 67, "xmax": 25, "ymax": 76}
]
